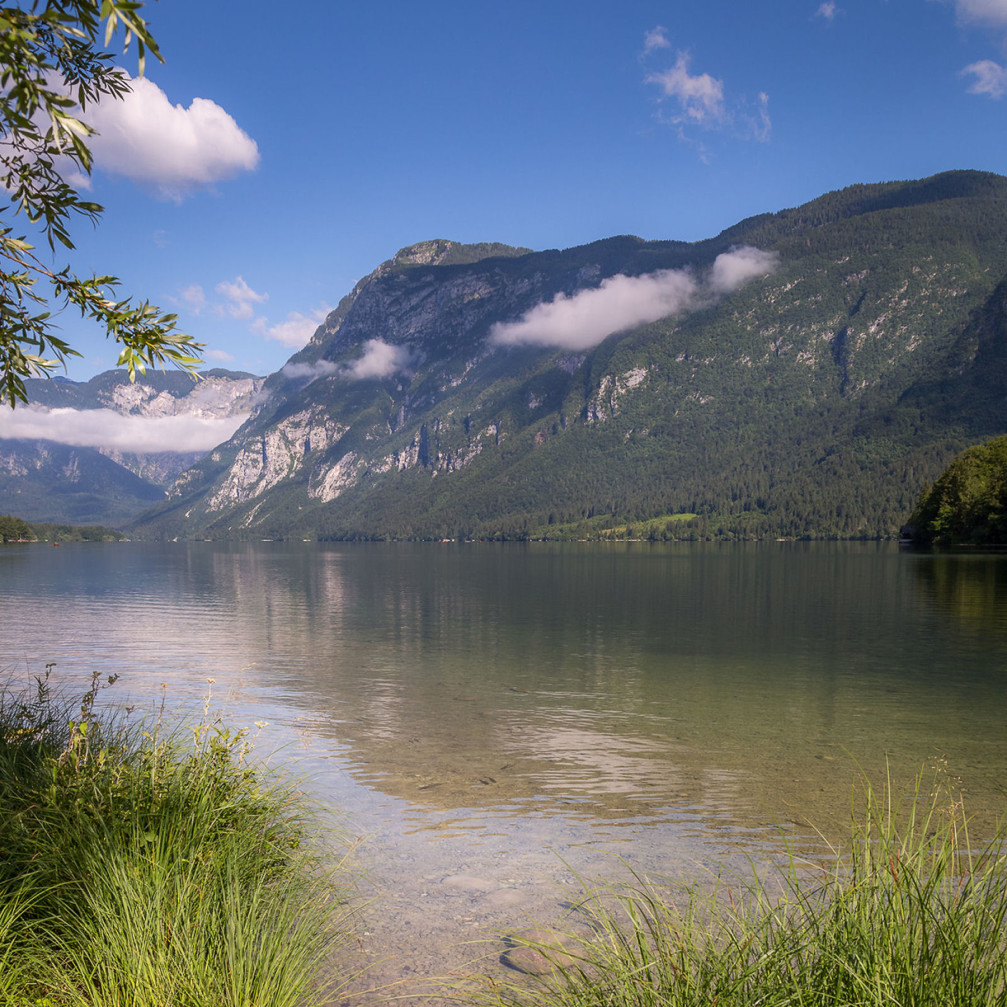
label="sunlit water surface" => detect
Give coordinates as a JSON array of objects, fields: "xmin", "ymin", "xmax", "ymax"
[{"xmin": 2, "ymin": 542, "xmax": 1006, "ymax": 1003}]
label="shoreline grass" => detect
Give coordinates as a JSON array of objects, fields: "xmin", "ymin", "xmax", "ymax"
[
  {"xmin": 0, "ymin": 669, "xmax": 350, "ymax": 1007},
  {"xmin": 4, "ymin": 670, "xmax": 1006, "ymax": 1007},
  {"xmin": 473, "ymin": 768, "xmax": 1007, "ymax": 1007}
]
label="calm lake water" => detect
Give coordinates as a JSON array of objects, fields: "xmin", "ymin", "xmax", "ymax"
[{"xmin": 2, "ymin": 541, "xmax": 1006, "ymax": 1002}]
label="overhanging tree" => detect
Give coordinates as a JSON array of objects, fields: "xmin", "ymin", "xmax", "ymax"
[{"xmin": 0, "ymin": 0, "xmax": 203, "ymax": 407}]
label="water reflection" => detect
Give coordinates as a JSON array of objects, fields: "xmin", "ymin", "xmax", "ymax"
[
  {"xmin": 911, "ymin": 551, "xmax": 1007, "ymax": 633},
  {"xmin": 2, "ymin": 541, "xmax": 1006, "ymax": 843}
]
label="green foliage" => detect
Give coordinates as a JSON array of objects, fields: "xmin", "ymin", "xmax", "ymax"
[
  {"xmin": 0, "ymin": 1, "xmax": 203, "ymax": 407},
  {"xmin": 474, "ymin": 768, "xmax": 1007, "ymax": 1007},
  {"xmin": 29, "ymin": 521, "xmax": 124, "ymax": 542},
  {"xmin": 909, "ymin": 435, "xmax": 1007, "ymax": 545},
  {"xmin": 0, "ymin": 513, "xmax": 34, "ymax": 541},
  {"xmin": 0, "ymin": 669, "xmax": 349, "ymax": 1006},
  {"xmin": 0, "ymin": 513, "xmax": 124, "ymax": 543}
]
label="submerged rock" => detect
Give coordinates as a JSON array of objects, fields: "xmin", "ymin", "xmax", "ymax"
[
  {"xmin": 484, "ymin": 888, "xmax": 525, "ymax": 908},
  {"xmin": 441, "ymin": 873, "xmax": 497, "ymax": 893},
  {"xmin": 500, "ymin": 927, "xmax": 584, "ymax": 975}
]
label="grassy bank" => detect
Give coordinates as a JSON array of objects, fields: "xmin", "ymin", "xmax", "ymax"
[
  {"xmin": 4, "ymin": 671, "xmax": 1006, "ymax": 1007},
  {"xmin": 0, "ymin": 670, "xmax": 348, "ymax": 1007},
  {"xmin": 478, "ymin": 769, "xmax": 1007, "ymax": 1007}
]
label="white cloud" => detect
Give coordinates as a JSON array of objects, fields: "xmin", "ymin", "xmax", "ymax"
[
  {"xmin": 647, "ymin": 52, "xmax": 725, "ymax": 125},
  {"xmin": 962, "ymin": 58, "xmax": 1007, "ymax": 95},
  {"xmin": 282, "ymin": 338, "xmax": 414, "ymax": 383},
  {"xmin": 204, "ymin": 348, "xmax": 235, "ymax": 363},
  {"xmin": 643, "ymin": 44, "xmax": 771, "ymax": 149},
  {"xmin": 490, "ymin": 270, "xmax": 698, "ymax": 351},
  {"xmin": 952, "ymin": 0, "xmax": 1007, "ymax": 28},
  {"xmin": 642, "ymin": 26, "xmax": 671, "ymax": 55},
  {"xmin": 281, "ymin": 360, "xmax": 340, "ymax": 381},
  {"xmin": 179, "ymin": 284, "xmax": 207, "ymax": 315},
  {"xmin": 347, "ymin": 339, "xmax": 414, "ymax": 379},
  {"xmin": 750, "ymin": 92, "xmax": 772, "ymax": 142},
  {"xmin": 264, "ymin": 305, "xmax": 333, "ymax": 348},
  {"xmin": 490, "ymin": 246, "xmax": 778, "ymax": 351},
  {"xmin": 0, "ymin": 407, "xmax": 247, "ymax": 453},
  {"xmin": 816, "ymin": 2, "xmax": 839, "ymax": 20},
  {"xmin": 708, "ymin": 245, "xmax": 780, "ymax": 294},
  {"xmin": 82, "ymin": 73, "xmax": 259, "ymax": 199},
  {"xmin": 216, "ymin": 276, "xmax": 267, "ymax": 320}
]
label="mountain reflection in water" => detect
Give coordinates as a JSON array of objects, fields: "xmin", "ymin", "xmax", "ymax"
[{"xmin": 2, "ymin": 541, "xmax": 1005, "ymax": 842}]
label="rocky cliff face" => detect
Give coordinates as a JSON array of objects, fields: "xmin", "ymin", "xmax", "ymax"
[
  {"xmin": 96, "ymin": 373, "xmax": 263, "ymax": 484},
  {"xmin": 153, "ymin": 237, "xmax": 682, "ymax": 532},
  {"xmin": 135, "ymin": 173, "xmax": 1007, "ymax": 540}
]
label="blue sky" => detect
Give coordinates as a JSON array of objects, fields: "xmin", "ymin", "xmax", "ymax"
[{"xmin": 43, "ymin": 0, "xmax": 1007, "ymax": 380}]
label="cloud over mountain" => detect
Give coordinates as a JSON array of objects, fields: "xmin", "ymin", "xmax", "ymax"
[
  {"xmin": 282, "ymin": 339, "xmax": 414, "ymax": 383},
  {"xmin": 490, "ymin": 246, "xmax": 778, "ymax": 351},
  {"xmin": 346, "ymin": 339, "xmax": 414, "ymax": 379},
  {"xmin": 0, "ymin": 408, "xmax": 248, "ymax": 453}
]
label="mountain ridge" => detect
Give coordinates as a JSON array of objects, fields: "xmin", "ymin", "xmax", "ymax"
[{"xmin": 106, "ymin": 171, "xmax": 1007, "ymax": 537}]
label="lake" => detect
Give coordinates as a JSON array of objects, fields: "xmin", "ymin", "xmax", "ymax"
[{"xmin": 2, "ymin": 541, "xmax": 1006, "ymax": 1003}]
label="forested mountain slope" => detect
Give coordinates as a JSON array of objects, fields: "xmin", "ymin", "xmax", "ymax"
[{"xmin": 133, "ymin": 171, "xmax": 1007, "ymax": 540}]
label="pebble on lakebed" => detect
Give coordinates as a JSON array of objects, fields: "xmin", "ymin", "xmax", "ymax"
[{"xmin": 500, "ymin": 927, "xmax": 586, "ymax": 975}]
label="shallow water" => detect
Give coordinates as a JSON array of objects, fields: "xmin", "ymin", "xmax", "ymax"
[{"xmin": 2, "ymin": 541, "xmax": 1006, "ymax": 1003}]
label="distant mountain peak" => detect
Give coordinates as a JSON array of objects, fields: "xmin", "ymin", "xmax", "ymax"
[
  {"xmin": 385, "ymin": 239, "xmax": 469, "ymax": 269},
  {"xmin": 294, "ymin": 240, "xmax": 536, "ymax": 359},
  {"xmin": 0, "ymin": 369, "xmax": 265, "ymax": 525},
  {"xmin": 379, "ymin": 239, "xmax": 535, "ymax": 274}
]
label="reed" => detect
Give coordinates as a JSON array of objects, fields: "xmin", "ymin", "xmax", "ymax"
[
  {"xmin": 0, "ymin": 668, "xmax": 350, "ymax": 1007},
  {"xmin": 477, "ymin": 767, "xmax": 1007, "ymax": 1007}
]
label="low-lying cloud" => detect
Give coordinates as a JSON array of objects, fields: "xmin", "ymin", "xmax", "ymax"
[
  {"xmin": 708, "ymin": 245, "xmax": 779, "ymax": 293},
  {"xmin": 281, "ymin": 360, "xmax": 340, "ymax": 382},
  {"xmin": 490, "ymin": 246, "xmax": 778, "ymax": 351},
  {"xmin": 347, "ymin": 339, "xmax": 414, "ymax": 379},
  {"xmin": 282, "ymin": 339, "xmax": 414, "ymax": 383},
  {"xmin": 0, "ymin": 407, "xmax": 247, "ymax": 453}
]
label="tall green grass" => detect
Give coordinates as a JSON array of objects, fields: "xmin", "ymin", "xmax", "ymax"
[
  {"xmin": 0, "ymin": 668, "xmax": 350, "ymax": 1007},
  {"xmin": 479, "ymin": 768, "xmax": 1007, "ymax": 1007}
]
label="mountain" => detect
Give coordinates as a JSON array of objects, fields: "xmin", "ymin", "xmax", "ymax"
[
  {"xmin": 0, "ymin": 370, "xmax": 263, "ymax": 525},
  {"xmin": 133, "ymin": 171, "xmax": 1007, "ymax": 541}
]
